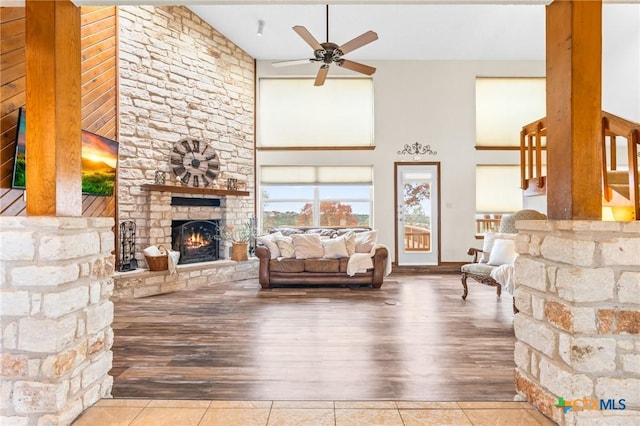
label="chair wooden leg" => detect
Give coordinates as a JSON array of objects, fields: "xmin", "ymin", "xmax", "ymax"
[
  {"xmin": 461, "ymin": 273, "xmax": 469, "ymax": 300},
  {"xmin": 496, "ymin": 284, "xmax": 502, "ymax": 298}
]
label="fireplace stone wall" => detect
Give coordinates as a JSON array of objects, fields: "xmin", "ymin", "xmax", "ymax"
[{"xmin": 117, "ymin": 5, "xmax": 255, "ymax": 269}]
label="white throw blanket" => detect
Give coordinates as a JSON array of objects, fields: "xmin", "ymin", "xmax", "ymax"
[
  {"xmin": 346, "ymin": 243, "xmax": 392, "ymax": 277},
  {"xmin": 490, "ymin": 263, "xmax": 516, "ymax": 295}
]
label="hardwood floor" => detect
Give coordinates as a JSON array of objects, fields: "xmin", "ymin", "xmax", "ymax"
[{"xmin": 111, "ymin": 274, "xmax": 517, "ymax": 401}]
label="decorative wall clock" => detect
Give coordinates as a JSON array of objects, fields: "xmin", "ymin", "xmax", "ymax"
[{"xmin": 170, "ymin": 137, "xmax": 220, "ymax": 187}]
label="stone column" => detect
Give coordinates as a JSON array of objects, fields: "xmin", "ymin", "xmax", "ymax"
[
  {"xmin": 0, "ymin": 217, "xmax": 115, "ymax": 425},
  {"xmin": 514, "ymin": 220, "xmax": 640, "ymax": 424}
]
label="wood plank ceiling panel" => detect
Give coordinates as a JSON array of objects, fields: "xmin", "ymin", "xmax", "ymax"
[{"xmin": 0, "ymin": 5, "xmax": 118, "ymax": 217}]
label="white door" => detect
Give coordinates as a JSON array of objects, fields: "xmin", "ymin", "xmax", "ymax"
[{"xmin": 395, "ymin": 163, "xmax": 439, "ymax": 266}]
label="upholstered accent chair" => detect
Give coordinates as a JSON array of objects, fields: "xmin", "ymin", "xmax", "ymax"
[{"xmin": 461, "ymin": 210, "xmax": 547, "ymax": 307}]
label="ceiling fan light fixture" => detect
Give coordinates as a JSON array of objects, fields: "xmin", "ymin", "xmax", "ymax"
[
  {"xmin": 257, "ymin": 20, "xmax": 265, "ymax": 37},
  {"xmin": 279, "ymin": 6, "xmax": 378, "ymax": 86}
]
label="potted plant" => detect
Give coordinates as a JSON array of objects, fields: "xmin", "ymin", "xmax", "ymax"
[{"xmin": 217, "ymin": 221, "xmax": 256, "ymax": 261}]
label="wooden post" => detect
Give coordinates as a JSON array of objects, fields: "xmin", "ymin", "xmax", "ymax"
[
  {"xmin": 25, "ymin": 0, "xmax": 82, "ymax": 216},
  {"xmin": 546, "ymin": 0, "xmax": 602, "ymax": 220}
]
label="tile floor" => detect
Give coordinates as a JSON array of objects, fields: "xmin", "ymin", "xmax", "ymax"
[{"xmin": 72, "ymin": 399, "xmax": 556, "ymax": 425}]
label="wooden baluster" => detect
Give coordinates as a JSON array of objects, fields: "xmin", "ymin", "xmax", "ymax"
[
  {"xmin": 536, "ymin": 122, "xmax": 543, "ymax": 187},
  {"xmin": 520, "ymin": 129, "xmax": 527, "ymax": 189},
  {"xmin": 629, "ymin": 129, "xmax": 639, "ymax": 220},
  {"xmin": 602, "ymin": 116, "xmax": 612, "ymax": 202}
]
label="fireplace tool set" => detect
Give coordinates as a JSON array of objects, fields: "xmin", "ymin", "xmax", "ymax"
[{"xmin": 119, "ymin": 221, "xmax": 137, "ymax": 271}]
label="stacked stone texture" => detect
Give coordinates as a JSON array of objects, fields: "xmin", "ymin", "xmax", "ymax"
[
  {"xmin": 113, "ymin": 257, "xmax": 258, "ymax": 300},
  {"xmin": 514, "ymin": 220, "xmax": 640, "ymax": 425},
  {"xmin": 117, "ymin": 5, "xmax": 255, "ymax": 268},
  {"xmin": 0, "ymin": 217, "xmax": 115, "ymax": 426}
]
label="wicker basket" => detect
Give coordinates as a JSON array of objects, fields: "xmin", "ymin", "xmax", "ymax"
[
  {"xmin": 145, "ymin": 245, "xmax": 168, "ymax": 271},
  {"xmin": 231, "ymin": 242, "xmax": 249, "ymax": 261}
]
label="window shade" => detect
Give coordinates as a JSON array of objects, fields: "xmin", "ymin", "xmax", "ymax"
[
  {"xmin": 258, "ymin": 78, "xmax": 374, "ymax": 147},
  {"xmin": 475, "ymin": 78, "xmax": 546, "ymax": 147},
  {"xmin": 261, "ymin": 166, "xmax": 373, "ymax": 184},
  {"xmin": 476, "ymin": 165, "xmax": 523, "ymax": 213}
]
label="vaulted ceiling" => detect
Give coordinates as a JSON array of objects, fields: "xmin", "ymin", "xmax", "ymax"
[{"xmin": 60, "ymin": 1, "xmax": 640, "ymax": 63}]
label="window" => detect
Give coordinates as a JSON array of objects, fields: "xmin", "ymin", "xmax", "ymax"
[
  {"xmin": 260, "ymin": 166, "xmax": 373, "ymax": 231},
  {"xmin": 475, "ymin": 77, "xmax": 546, "ymax": 148},
  {"xmin": 258, "ymin": 78, "xmax": 374, "ymax": 148},
  {"xmin": 475, "ymin": 165, "xmax": 523, "ymax": 235}
]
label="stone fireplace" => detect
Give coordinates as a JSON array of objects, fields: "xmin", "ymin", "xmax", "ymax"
[
  {"xmin": 171, "ymin": 219, "xmax": 220, "ymax": 264},
  {"xmin": 112, "ymin": 185, "xmax": 258, "ymax": 300}
]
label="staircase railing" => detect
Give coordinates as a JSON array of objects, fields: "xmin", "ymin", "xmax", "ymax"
[
  {"xmin": 601, "ymin": 112, "xmax": 639, "ymax": 216},
  {"xmin": 520, "ymin": 111, "xmax": 640, "ymax": 220},
  {"xmin": 520, "ymin": 118, "xmax": 546, "ymax": 195}
]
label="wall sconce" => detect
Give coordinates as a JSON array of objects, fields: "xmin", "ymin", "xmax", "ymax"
[{"xmin": 257, "ymin": 20, "xmax": 265, "ymax": 37}]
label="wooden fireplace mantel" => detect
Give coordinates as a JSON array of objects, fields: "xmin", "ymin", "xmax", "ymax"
[{"xmin": 140, "ymin": 184, "xmax": 250, "ymax": 197}]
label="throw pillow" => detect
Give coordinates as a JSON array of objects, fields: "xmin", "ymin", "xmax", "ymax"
[
  {"xmin": 291, "ymin": 233, "xmax": 324, "ymax": 259},
  {"xmin": 257, "ymin": 232, "xmax": 283, "ymax": 259},
  {"xmin": 355, "ymin": 230, "xmax": 377, "ymax": 253},
  {"xmin": 322, "ymin": 237, "xmax": 349, "ymax": 259},
  {"xmin": 342, "ymin": 231, "xmax": 356, "ymax": 256},
  {"xmin": 480, "ymin": 232, "xmax": 516, "ymax": 263},
  {"xmin": 488, "ymin": 238, "xmax": 518, "ymax": 266},
  {"xmin": 274, "ymin": 236, "xmax": 295, "ymax": 258}
]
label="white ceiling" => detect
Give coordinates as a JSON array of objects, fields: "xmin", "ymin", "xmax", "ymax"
[
  {"xmin": 39, "ymin": 1, "xmax": 640, "ymax": 64},
  {"xmin": 190, "ymin": 4, "xmax": 548, "ymax": 61}
]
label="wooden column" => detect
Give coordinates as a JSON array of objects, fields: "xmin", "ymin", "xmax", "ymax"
[
  {"xmin": 546, "ymin": 0, "xmax": 602, "ymax": 220},
  {"xmin": 25, "ymin": 0, "xmax": 82, "ymax": 216}
]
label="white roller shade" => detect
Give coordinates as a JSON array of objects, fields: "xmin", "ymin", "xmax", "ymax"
[
  {"xmin": 258, "ymin": 78, "xmax": 374, "ymax": 147},
  {"xmin": 476, "ymin": 78, "xmax": 546, "ymax": 147},
  {"xmin": 261, "ymin": 166, "xmax": 373, "ymax": 184},
  {"xmin": 476, "ymin": 165, "xmax": 523, "ymax": 213}
]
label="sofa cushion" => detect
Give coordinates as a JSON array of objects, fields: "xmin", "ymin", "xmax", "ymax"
[
  {"xmin": 461, "ymin": 262, "xmax": 496, "ymax": 275},
  {"xmin": 270, "ymin": 258, "xmax": 305, "ymax": 273},
  {"xmin": 355, "ymin": 230, "xmax": 378, "ymax": 253},
  {"xmin": 336, "ymin": 228, "xmax": 370, "ymax": 235},
  {"xmin": 339, "ymin": 257, "xmax": 349, "ymax": 273},
  {"xmin": 257, "ymin": 232, "xmax": 282, "ymax": 259},
  {"xmin": 488, "ymin": 238, "xmax": 517, "ymax": 266},
  {"xmin": 304, "ymin": 258, "xmax": 340, "ymax": 273},
  {"xmin": 480, "ymin": 232, "xmax": 516, "ymax": 263},
  {"xmin": 305, "ymin": 228, "xmax": 336, "ymax": 238},
  {"xmin": 291, "ymin": 233, "xmax": 324, "ymax": 259},
  {"xmin": 274, "ymin": 236, "xmax": 295, "ymax": 258},
  {"xmin": 341, "ymin": 231, "xmax": 356, "ymax": 256},
  {"xmin": 322, "ymin": 237, "xmax": 349, "ymax": 259},
  {"xmin": 272, "ymin": 228, "xmax": 305, "ymax": 237}
]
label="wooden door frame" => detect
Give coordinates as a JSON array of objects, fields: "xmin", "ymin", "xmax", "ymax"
[{"xmin": 393, "ymin": 162, "xmax": 442, "ymax": 267}]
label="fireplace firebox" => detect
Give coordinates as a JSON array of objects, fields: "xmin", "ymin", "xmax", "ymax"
[{"xmin": 171, "ymin": 220, "xmax": 220, "ymax": 265}]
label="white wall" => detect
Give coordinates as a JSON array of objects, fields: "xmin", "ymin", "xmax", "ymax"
[
  {"xmin": 255, "ymin": 2, "xmax": 640, "ymax": 264},
  {"xmin": 257, "ymin": 60, "xmax": 544, "ymax": 262},
  {"xmin": 602, "ymin": 3, "xmax": 640, "ymax": 122}
]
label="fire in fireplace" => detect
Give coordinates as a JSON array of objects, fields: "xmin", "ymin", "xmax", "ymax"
[{"xmin": 171, "ymin": 220, "xmax": 220, "ymax": 264}]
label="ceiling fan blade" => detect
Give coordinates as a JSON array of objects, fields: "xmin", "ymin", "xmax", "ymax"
[
  {"xmin": 337, "ymin": 59, "xmax": 376, "ymax": 76},
  {"xmin": 293, "ymin": 26, "xmax": 323, "ymax": 51},
  {"xmin": 314, "ymin": 65, "xmax": 329, "ymax": 87},
  {"xmin": 338, "ymin": 30, "xmax": 378, "ymax": 55},
  {"xmin": 272, "ymin": 59, "xmax": 315, "ymax": 68}
]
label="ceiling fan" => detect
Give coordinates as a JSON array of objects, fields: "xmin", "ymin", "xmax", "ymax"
[{"xmin": 273, "ymin": 5, "xmax": 378, "ymax": 86}]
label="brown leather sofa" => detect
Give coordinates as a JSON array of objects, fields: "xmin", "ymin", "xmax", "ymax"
[{"xmin": 255, "ymin": 227, "xmax": 388, "ymax": 289}]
